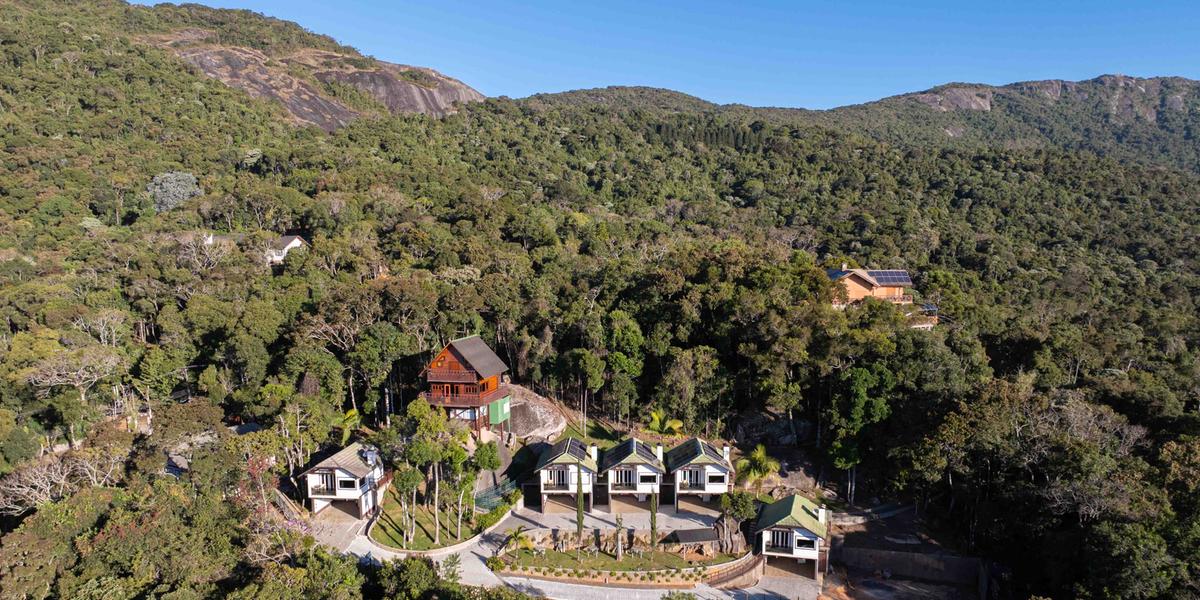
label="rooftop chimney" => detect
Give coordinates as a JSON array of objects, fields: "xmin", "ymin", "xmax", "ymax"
[
  {"xmin": 841, "ymin": 262, "xmax": 848, "ymax": 270},
  {"xmin": 655, "ymin": 444, "xmax": 664, "ymax": 462},
  {"xmin": 818, "ymin": 506, "xmax": 828, "ymax": 526},
  {"xmin": 722, "ymin": 445, "xmax": 731, "ymax": 463},
  {"xmin": 588, "ymin": 444, "xmax": 598, "ymax": 463}
]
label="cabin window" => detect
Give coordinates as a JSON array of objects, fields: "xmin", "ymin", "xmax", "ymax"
[
  {"xmin": 708, "ymin": 473, "xmax": 726, "ymax": 484},
  {"xmin": 795, "ymin": 537, "xmax": 816, "ymax": 550},
  {"xmin": 614, "ymin": 469, "xmax": 635, "ymax": 486},
  {"xmin": 640, "ymin": 474, "xmax": 657, "ymax": 484},
  {"xmin": 338, "ymin": 478, "xmax": 358, "ymax": 490}
]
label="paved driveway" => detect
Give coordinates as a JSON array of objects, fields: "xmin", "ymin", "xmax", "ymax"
[{"xmin": 310, "ymin": 505, "xmax": 365, "ymax": 552}]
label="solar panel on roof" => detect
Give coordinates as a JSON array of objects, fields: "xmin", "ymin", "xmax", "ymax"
[
  {"xmin": 868, "ymin": 270, "xmax": 912, "ymax": 286},
  {"xmin": 634, "ymin": 441, "xmax": 659, "ymax": 463}
]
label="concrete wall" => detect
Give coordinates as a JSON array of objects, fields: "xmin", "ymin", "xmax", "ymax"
[{"xmin": 837, "ymin": 546, "xmax": 980, "ymax": 586}]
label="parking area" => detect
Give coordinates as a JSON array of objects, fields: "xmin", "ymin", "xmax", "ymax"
[
  {"xmin": 608, "ymin": 495, "xmax": 652, "ymax": 514},
  {"xmin": 764, "ymin": 556, "xmax": 818, "ymax": 579},
  {"xmin": 309, "ymin": 502, "xmax": 364, "ymax": 552},
  {"xmin": 541, "ymin": 494, "xmax": 585, "ymax": 514},
  {"xmin": 676, "ymin": 495, "xmax": 722, "ymax": 517}
]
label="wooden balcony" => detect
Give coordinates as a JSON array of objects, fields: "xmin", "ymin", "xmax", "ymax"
[
  {"xmin": 421, "ymin": 385, "xmax": 508, "ymax": 408},
  {"xmin": 426, "ymin": 368, "xmax": 479, "ymax": 383}
]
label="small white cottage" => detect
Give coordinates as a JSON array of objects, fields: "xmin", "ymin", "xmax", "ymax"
[{"xmin": 301, "ymin": 442, "xmax": 389, "ymax": 519}]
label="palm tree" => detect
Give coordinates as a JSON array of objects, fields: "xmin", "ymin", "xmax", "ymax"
[
  {"xmin": 503, "ymin": 525, "xmax": 534, "ymax": 555},
  {"xmin": 735, "ymin": 444, "xmax": 781, "ymax": 495},
  {"xmin": 646, "ymin": 410, "xmax": 683, "ymax": 437},
  {"xmin": 336, "ymin": 408, "xmax": 361, "ymax": 446}
]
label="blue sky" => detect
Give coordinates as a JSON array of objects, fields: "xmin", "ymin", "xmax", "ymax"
[{"xmin": 131, "ymin": 1, "xmax": 1200, "ymax": 109}]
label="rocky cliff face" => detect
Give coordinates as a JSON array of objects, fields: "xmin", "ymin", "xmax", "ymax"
[
  {"xmin": 900, "ymin": 75, "xmax": 1191, "ymax": 122},
  {"xmin": 142, "ymin": 29, "xmax": 483, "ymax": 130}
]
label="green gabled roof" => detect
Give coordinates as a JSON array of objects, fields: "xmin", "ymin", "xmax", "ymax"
[
  {"xmin": 535, "ymin": 437, "xmax": 597, "ymax": 472},
  {"xmin": 755, "ymin": 494, "xmax": 827, "ymax": 539},
  {"xmin": 663, "ymin": 437, "xmax": 729, "ymax": 473},
  {"xmin": 598, "ymin": 438, "xmax": 664, "ymax": 473}
]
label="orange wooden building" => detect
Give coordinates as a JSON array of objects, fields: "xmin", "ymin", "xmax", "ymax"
[
  {"xmin": 826, "ymin": 266, "xmax": 914, "ymax": 306},
  {"xmin": 420, "ymin": 335, "xmax": 511, "ymax": 433}
]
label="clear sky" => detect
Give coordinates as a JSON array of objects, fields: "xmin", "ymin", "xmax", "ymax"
[{"xmin": 130, "ymin": 0, "xmax": 1200, "ymax": 109}]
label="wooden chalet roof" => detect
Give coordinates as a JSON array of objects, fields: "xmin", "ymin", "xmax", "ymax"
[
  {"xmin": 755, "ymin": 494, "xmax": 827, "ymax": 539},
  {"xmin": 598, "ymin": 438, "xmax": 664, "ymax": 473},
  {"xmin": 826, "ymin": 268, "xmax": 913, "ymax": 288},
  {"xmin": 535, "ymin": 437, "xmax": 597, "ymax": 472},
  {"xmin": 300, "ymin": 442, "xmax": 378, "ymax": 478},
  {"xmin": 445, "ymin": 335, "xmax": 509, "ymax": 378},
  {"xmin": 664, "ymin": 437, "xmax": 729, "ymax": 473}
]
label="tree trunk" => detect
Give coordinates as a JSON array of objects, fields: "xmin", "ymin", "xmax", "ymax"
[
  {"xmin": 456, "ymin": 486, "xmax": 465, "ymax": 540},
  {"xmin": 410, "ymin": 487, "xmax": 417, "ymax": 544},
  {"xmin": 433, "ymin": 463, "xmax": 441, "ymax": 545},
  {"xmin": 347, "ymin": 370, "xmax": 358, "ymax": 413}
]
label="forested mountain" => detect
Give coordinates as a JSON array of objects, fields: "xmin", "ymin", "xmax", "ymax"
[
  {"xmin": 0, "ymin": 1, "xmax": 1197, "ymax": 598},
  {"xmin": 537, "ymin": 75, "xmax": 1200, "ymax": 172}
]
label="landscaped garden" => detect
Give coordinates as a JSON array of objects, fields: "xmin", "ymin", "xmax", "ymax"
[
  {"xmin": 370, "ymin": 486, "xmax": 520, "ymax": 551},
  {"xmin": 504, "ymin": 548, "xmax": 736, "ymax": 571}
]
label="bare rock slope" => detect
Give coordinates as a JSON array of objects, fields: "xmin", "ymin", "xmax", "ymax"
[{"xmin": 143, "ymin": 29, "xmax": 483, "ymax": 130}]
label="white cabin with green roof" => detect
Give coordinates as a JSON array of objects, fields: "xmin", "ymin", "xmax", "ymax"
[
  {"xmin": 664, "ymin": 437, "xmax": 733, "ymax": 505},
  {"xmin": 598, "ymin": 438, "xmax": 665, "ymax": 500},
  {"xmin": 755, "ymin": 494, "xmax": 828, "ymax": 564}
]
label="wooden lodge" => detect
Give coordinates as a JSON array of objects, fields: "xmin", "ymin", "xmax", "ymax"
[
  {"xmin": 828, "ymin": 264, "xmax": 940, "ymax": 328},
  {"xmin": 826, "ymin": 265, "xmax": 914, "ymax": 306},
  {"xmin": 420, "ymin": 335, "xmax": 512, "ymax": 434}
]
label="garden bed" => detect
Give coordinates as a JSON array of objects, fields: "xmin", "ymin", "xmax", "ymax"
[
  {"xmin": 506, "ymin": 548, "xmax": 736, "ymax": 571},
  {"xmin": 493, "ymin": 549, "xmax": 750, "ymax": 588}
]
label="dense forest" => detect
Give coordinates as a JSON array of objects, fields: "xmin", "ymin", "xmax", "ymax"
[{"xmin": 0, "ymin": 1, "xmax": 1198, "ymax": 598}]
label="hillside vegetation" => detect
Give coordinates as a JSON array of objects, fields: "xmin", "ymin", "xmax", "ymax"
[
  {"xmin": 539, "ymin": 75, "xmax": 1200, "ymax": 173},
  {"xmin": 0, "ymin": 1, "xmax": 1197, "ymax": 599}
]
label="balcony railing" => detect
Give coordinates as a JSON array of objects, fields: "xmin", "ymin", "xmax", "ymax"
[
  {"xmin": 764, "ymin": 545, "xmax": 794, "ymax": 554},
  {"xmin": 422, "ymin": 385, "xmax": 508, "ymax": 407},
  {"xmin": 611, "ymin": 482, "xmax": 638, "ymax": 491},
  {"xmin": 426, "ymin": 368, "xmax": 478, "ymax": 383},
  {"xmin": 309, "ymin": 486, "xmax": 334, "ymax": 496},
  {"xmin": 543, "ymin": 483, "xmax": 572, "ymax": 491},
  {"xmin": 879, "ymin": 294, "xmax": 913, "ymax": 304},
  {"xmin": 678, "ymin": 480, "xmax": 706, "ymax": 491}
]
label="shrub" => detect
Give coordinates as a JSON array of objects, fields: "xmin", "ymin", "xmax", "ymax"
[
  {"xmin": 475, "ymin": 503, "xmax": 510, "ymax": 531},
  {"xmin": 147, "ymin": 171, "xmax": 202, "ymax": 212},
  {"xmin": 484, "ymin": 556, "xmax": 505, "ymax": 572}
]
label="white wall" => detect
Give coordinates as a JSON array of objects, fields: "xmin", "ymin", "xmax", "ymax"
[
  {"xmin": 761, "ymin": 527, "xmax": 821, "ymax": 560},
  {"xmin": 607, "ymin": 463, "xmax": 662, "ymax": 495},
  {"xmin": 675, "ymin": 463, "xmax": 731, "ymax": 495},
  {"xmin": 306, "ymin": 465, "xmax": 384, "ymax": 501},
  {"xmin": 539, "ymin": 464, "xmax": 594, "ymax": 493}
]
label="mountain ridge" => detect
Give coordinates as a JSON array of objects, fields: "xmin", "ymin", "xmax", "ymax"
[{"xmin": 529, "ymin": 75, "xmax": 1200, "ymax": 171}]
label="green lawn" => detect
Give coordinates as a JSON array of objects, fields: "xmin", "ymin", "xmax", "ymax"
[
  {"xmin": 556, "ymin": 420, "xmax": 627, "ymax": 449},
  {"xmin": 370, "ymin": 488, "xmax": 477, "ymax": 551},
  {"xmin": 506, "ymin": 548, "xmax": 735, "ymax": 571}
]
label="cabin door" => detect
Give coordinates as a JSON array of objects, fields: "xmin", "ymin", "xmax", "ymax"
[{"xmin": 686, "ymin": 468, "xmax": 702, "ymax": 488}]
